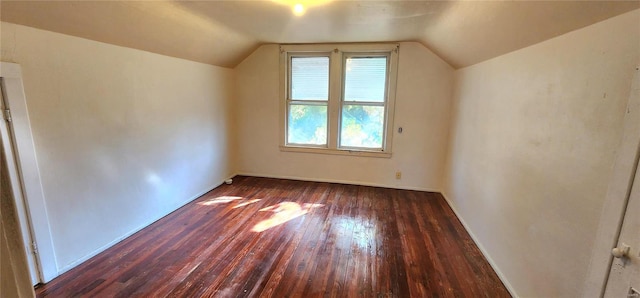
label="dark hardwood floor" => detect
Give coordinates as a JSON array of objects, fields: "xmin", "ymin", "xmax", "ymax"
[{"xmin": 35, "ymin": 176, "xmax": 510, "ymax": 297}]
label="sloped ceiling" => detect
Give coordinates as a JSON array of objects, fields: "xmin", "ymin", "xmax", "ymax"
[{"xmin": 1, "ymin": 1, "xmax": 638, "ymax": 68}]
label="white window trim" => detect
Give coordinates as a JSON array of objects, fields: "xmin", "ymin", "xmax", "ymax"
[
  {"xmin": 279, "ymin": 43, "xmax": 399, "ymax": 158},
  {"xmin": 285, "ymin": 52, "xmax": 331, "ymax": 149}
]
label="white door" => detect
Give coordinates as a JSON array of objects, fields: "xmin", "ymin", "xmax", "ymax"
[
  {"xmin": 604, "ymin": 66, "xmax": 640, "ymax": 297},
  {"xmin": 605, "ymin": 156, "xmax": 640, "ymax": 297},
  {"xmin": 0, "ymin": 80, "xmax": 40, "ymax": 284},
  {"xmin": 1, "ymin": 62, "xmax": 57, "ymax": 283}
]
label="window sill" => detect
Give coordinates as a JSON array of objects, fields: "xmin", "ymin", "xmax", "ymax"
[{"xmin": 280, "ymin": 146, "xmax": 392, "ymax": 158}]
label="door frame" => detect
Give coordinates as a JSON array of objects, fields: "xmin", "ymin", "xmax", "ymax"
[
  {"xmin": 583, "ymin": 65, "xmax": 640, "ymax": 296},
  {"xmin": 0, "ymin": 76, "xmax": 40, "ymax": 284},
  {"xmin": 0, "ymin": 62, "xmax": 58, "ymax": 283}
]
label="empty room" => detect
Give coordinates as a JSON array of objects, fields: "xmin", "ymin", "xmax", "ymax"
[{"xmin": 1, "ymin": 1, "xmax": 639, "ymax": 297}]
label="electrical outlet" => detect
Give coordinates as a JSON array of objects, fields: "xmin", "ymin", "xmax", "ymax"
[{"xmin": 395, "ymin": 171, "xmax": 401, "ymax": 179}]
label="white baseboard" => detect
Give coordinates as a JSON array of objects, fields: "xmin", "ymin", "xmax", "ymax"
[
  {"xmin": 55, "ymin": 179, "xmax": 226, "ymax": 275},
  {"xmin": 234, "ymin": 172, "xmax": 441, "ymax": 193},
  {"xmin": 440, "ymin": 191, "xmax": 518, "ymax": 298}
]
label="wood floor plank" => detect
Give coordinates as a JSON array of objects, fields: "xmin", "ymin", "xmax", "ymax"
[
  {"xmin": 326, "ymin": 183, "xmax": 359, "ymax": 298},
  {"xmin": 276, "ymin": 184, "xmax": 331, "ymax": 296},
  {"xmin": 35, "ymin": 176, "xmax": 510, "ymax": 298},
  {"xmin": 299, "ymin": 183, "xmax": 344, "ymax": 297}
]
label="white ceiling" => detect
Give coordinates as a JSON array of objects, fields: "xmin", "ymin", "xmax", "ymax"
[{"xmin": 1, "ymin": 1, "xmax": 638, "ymax": 68}]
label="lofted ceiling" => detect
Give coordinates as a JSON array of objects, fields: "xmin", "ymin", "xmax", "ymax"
[{"xmin": 1, "ymin": 1, "xmax": 638, "ymax": 69}]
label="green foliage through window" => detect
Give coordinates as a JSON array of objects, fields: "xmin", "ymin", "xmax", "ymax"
[
  {"xmin": 288, "ymin": 105, "xmax": 327, "ymax": 145},
  {"xmin": 341, "ymin": 105, "xmax": 384, "ymax": 148}
]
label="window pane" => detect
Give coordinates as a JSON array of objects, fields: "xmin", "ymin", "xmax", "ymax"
[
  {"xmin": 344, "ymin": 57, "xmax": 387, "ymax": 102},
  {"xmin": 291, "ymin": 57, "xmax": 329, "ymax": 100},
  {"xmin": 288, "ymin": 104, "xmax": 327, "ymax": 145},
  {"xmin": 340, "ymin": 105, "xmax": 384, "ymax": 148}
]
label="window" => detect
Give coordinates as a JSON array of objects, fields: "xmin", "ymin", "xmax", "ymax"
[
  {"xmin": 288, "ymin": 56, "xmax": 329, "ymax": 146},
  {"xmin": 280, "ymin": 44, "xmax": 398, "ymax": 157}
]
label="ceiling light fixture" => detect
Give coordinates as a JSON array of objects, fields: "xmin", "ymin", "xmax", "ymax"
[
  {"xmin": 271, "ymin": 0, "xmax": 332, "ymax": 16},
  {"xmin": 293, "ymin": 3, "xmax": 305, "ymax": 16}
]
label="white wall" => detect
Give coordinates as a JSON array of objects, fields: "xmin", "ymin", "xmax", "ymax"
[
  {"xmin": 443, "ymin": 10, "xmax": 640, "ymax": 297},
  {"xmin": 235, "ymin": 42, "xmax": 453, "ymax": 191},
  {"xmin": 1, "ymin": 22, "xmax": 235, "ymax": 275}
]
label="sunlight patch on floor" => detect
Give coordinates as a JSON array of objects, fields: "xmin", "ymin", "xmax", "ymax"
[
  {"xmin": 232, "ymin": 199, "xmax": 262, "ymax": 209},
  {"xmin": 252, "ymin": 202, "xmax": 324, "ymax": 232},
  {"xmin": 198, "ymin": 196, "xmax": 244, "ymax": 206}
]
